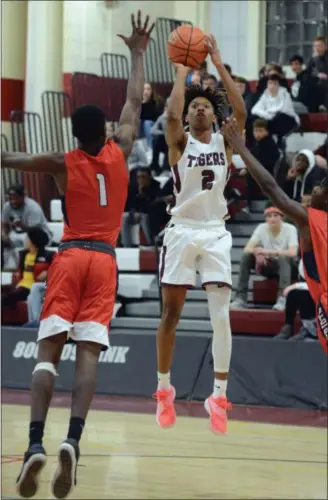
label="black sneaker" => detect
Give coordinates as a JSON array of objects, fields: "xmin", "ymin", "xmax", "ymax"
[
  {"xmin": 16, "ymin": 444, "xmax": 47, "ymax": 498},
  {"xmin": 51, "ymin": 438, "xmax": 80, "ymax": 499}
]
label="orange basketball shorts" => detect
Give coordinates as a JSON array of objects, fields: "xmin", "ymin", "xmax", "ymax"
[{"xmin": 38, "ymin": 248, "xmax": 117, "ymax": 348}]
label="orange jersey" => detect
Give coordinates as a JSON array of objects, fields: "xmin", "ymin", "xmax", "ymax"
[
  {"xmin": 62, "ymin": 140, "xmax": 128, "ymax": 247},
  {"xmin": 302, "ymin": 208, "xmax": 328, "ymax": 354}
]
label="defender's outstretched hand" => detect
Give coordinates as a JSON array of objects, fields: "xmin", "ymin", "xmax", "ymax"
[
  {"xmin": 117, "ymin": 10, "xmax": 155, "ymax": 53},
  {"xmin": 221, "ymin": 118, "xmax": 244, "ymax": 151}
]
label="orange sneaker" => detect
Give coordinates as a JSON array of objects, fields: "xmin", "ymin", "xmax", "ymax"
[
  {"xmin": 153, "ymin": 385, "xmax": 176, "ymax": 428},
  {"xmin": 204, "ymin": 395, "xmax": 232, "ymax": 435}
]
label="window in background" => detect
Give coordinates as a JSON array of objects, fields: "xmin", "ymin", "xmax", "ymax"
[{"xmin": 266, "ymin": 0, "xmax": 328, "ymax": 64}]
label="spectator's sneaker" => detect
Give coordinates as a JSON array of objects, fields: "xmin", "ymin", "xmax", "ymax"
[
  {"xmin": 230, "ymin": 297, "xmax": 247, "ymax": 309},
  {"xmin": 16, "ymin": 444, "xmax": 47, "ymax": 498},
  {"xmin": 51, "ymin": 438, "xmax": 80, "ymax": 499},
  {"xmin": 290, "ymin": 327, "xmax": 309, "ymax": 342},
  {"xmin": 272, "ymin": 296, "xmax": 286, "ymax": 311},
  {"xmin": 153, "ymin": 385, "xmax": 176, "ymax": 428},
  {"xmin": 274, "ymin": 324, "xmax": 293, "ymax": 340},
  {"xmin": 204, "ymin": 395, "xmax": 232, "ymax": 435}
]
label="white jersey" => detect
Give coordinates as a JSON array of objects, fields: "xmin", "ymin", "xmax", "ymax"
[{"xmin": 169, "ymin": 132, "xmax": 230, "ymax": 226}]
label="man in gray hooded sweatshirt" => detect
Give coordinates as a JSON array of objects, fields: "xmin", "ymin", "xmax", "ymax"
[{"xmin": 284, "ymin": 149, "xmax": 326, "ymax": 202}]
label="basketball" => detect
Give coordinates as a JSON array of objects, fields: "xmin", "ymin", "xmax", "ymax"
[{"xmin": 167, "ymin": 25, "xmax": 208, "ymax": 69}]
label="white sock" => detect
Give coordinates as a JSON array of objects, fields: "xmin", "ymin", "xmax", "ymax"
[
  {"xmin": 157, "ymin": 371, "xmax": 170, "ymax": 390},
  {"xmin": 213, "ymin": 379, "xmax": 227, "ymax": 398}
]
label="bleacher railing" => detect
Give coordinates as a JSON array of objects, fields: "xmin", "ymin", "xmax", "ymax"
[
  {"xmin": 42, "ymin": 91, "xmax": 76, "ymax": 153},
  {"xmin": 100, "ymin": 53, "xmax": 129, "ymax": 79},
  {"xmin": 1, "ymin": 133, "xmax": 21, "ymax": 204}
]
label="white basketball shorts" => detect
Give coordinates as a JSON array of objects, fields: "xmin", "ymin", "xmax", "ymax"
[{"xmin": 159, "ymin": 222, "xmax": 232, "ymax": 288}]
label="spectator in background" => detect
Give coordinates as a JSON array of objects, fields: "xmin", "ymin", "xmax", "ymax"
[
  {"xmin": 289, "ymin": 55, "xmax": 319, "ymax": 113},
  {"xmin": 252, "ymin": 63, "xmax": 290, "ymax": 105},
  {"xmin": 251, "ymin": 74, "xmax": 300, "ymax": 145},
  {"xmin": 139, "ymin": 82, "xmax": 164, "ymax": 150},
  {"xmin": 230, "ymin": 206, "xmax": 299, "ymax": 311},
  {"xmin": 274, "ymin": 259, "xmax": 316, "ymax": 341},
  {"xmin": 2, "ymin": 184, "xmax": 52, "ymax": 269},
  {"xmin": 121, "ymin": 167, "xmax": 161, "ymax": 247},
  {"xmin": 306, "ymin": 36, "xmax": 328, "ymax": 109},
  {"xmin": 150, "ymin": 99, "xmax": 169, "ymax": 175},
  {"xmin": 2, "ymin": 227, "xmax": 53, "ymax": 309},
  {"xmin": 284, "ymin": 149, "xmax": 326, "ymax": 202},
  {"xmin": 242, "ymin": 119, "xmax": 280, "ymax": 212},
  {"xmin": 187, "ymin": 70, "xmax": 202, "ymax": 86},
  {"xmin": 234, "ymin": 76, "xmax": 254, "ymax": 112},
  {"xmin": 202, "ymin": 74, "xmax": 218, "ymax": 91},
  {"xmin": 148, "ymin": 176, "xmax": 174, "ymax": 242}
]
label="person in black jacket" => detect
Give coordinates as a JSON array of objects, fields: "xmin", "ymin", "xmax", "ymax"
[
  {"xmin": 139, "ymin": 82, "xmax": 164, "ymax": 149},
  {"xmin": 121, "ymin": 167, "xmax": 161, "ymax": 247},
  {"xmin": 284, "ymin": 149, "xmax": 326, "ymax": 202},
  {"xmin": 306, "ymin": 36, "xmax": 328, "ymax": 109},
  {"xmin": 289, "ymin": 55, "xmax": 319, "ymax": 113}
]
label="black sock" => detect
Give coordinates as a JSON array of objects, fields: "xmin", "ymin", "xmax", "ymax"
[
  {"xmin": 29, "ymin": 421, "xmax": 45, "ymax": 447},
  {"xmin": 67, "ymin": 417, "xmax": 85, "ymax": 443}
]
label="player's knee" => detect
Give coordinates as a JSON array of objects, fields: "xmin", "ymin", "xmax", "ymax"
[
  {"xmin": 161, "ymin": 304, "xmax": 181, "ymax": 332},
  {"xmin": 32, "ymin": 362, "xmax": 57, "ymax": 377}
]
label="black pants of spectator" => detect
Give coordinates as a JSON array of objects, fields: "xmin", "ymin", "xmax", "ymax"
[
  {"xmin": 2, "ymin": 286, "xmax": 30, "ymax": 307},
  {"xmin": 236, "ymin": 253, "xmax": 294, "ymax": 300},
  {"xmin": 151, "ymin": 135, "xmax": 169, "ymax": 174},
  {"xmin": 148, "ymin": 201, "xmax": 170, "ymax": 241},
  {"xmin": 285, "ymin": 288, "xmax": 315, "ymax": 326}
]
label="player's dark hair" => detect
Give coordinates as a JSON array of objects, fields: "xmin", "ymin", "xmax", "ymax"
[
  {"xmin": 27, "ymin": 227, "xmax": 49, "ymax": 249},
  {"xmin": 253, "ymin": 118, "xmax": 269, "ymax": 130},
  {"xmin": 7, "ymin": 184, "xmax": 25, "ymax": 197},
  {"xmin": 184, "ymin": 84, "xmax": 227, "ymax": 122},
  {"xmin": 71, "ymin": 105, "xmax": 106, "ymax": 143},
  {"xmin": 289, "ymin": 54, "xmax": 304, "ymax": 65}
]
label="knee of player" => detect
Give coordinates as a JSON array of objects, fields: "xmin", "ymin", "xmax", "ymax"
[{"xmin": 161, "ymin": 304, "xmax": 181, "ymax": 331}]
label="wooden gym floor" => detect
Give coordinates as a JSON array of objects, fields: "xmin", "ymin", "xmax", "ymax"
[{"xmin": 1, "ymin": 391, "xmax": 327, "ymax": 499}]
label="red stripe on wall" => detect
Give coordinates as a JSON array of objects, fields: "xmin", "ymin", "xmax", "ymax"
[{"xmin": 1, "ymin": 78, "xmax": 24, "ymax": 121}]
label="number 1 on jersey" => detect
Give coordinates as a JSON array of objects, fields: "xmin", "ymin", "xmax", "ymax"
[{"xmin": 96, "ymin": 173, "xmax": 108, "ymax": 207}]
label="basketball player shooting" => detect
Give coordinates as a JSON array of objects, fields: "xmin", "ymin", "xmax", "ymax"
[
  {"xmin": 153, "ymin": 34, "xmax": 246, "ymax": 434},
  {"xmin": 1, "ymin": 10, "xmax": 154, "ymax": 499},
  {"xmin": 221, "ymin": 118, "xmax": 328, "ymax": 355}
]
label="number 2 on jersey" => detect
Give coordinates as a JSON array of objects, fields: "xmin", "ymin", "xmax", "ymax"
[
  {"xmin": 96, "ymin": 173, "xmax": 108, "ymax": 207},
  {"xmin": 202, "ymin": 169, "xmax": 215, "ymax": 190}
]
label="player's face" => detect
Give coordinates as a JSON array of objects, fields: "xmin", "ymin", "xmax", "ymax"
[
  {"xmin": 187, "ymin": 97, "xmax": 215, "ymax": 130},
  {"xmin": 311, "ymin": 184, "xmax": 328, "ymax": 211}
]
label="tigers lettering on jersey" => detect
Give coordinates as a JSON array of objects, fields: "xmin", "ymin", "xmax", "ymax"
[
  {"xmin": 169, "ymin": 132, "xmax": 229, "ymax": 225},
  {"xmin": 187, "ymin": 152, "xmax": 226, "ymax": 168}
]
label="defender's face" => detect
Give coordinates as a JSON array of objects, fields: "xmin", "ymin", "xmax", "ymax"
[{"xmin": 187, "ymin": 97, "xmax": 215, "ymax": 130}]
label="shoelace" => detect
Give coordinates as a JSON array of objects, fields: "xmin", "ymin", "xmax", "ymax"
[
  {"xmin": 152, "ymin": 391, "xmax": 172, "ymax": 409},
  {"xmin": 213, "ymin": 397, "xmax": 232, "ymax": 411}
]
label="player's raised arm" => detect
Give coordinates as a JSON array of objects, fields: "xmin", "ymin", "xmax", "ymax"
[
  {"xmin": 114, "ymin": 10, "xmax": 154, "ymax": 159},
  {"xmin": 1, "ymin": 151, "xmax": 65, "ymax": 175},
  {"xmin": 221, "ymin": 118, "xmax": 308, "ymax": 229},
  {"xmin": 207, "ymin": 35, "xmax": 246, "ymax": 132},
  {"xmin": 165, "ymin": 64, "xmax": 190, "ymax": 163}
]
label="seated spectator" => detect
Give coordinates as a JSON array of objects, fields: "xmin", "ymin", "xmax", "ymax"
[
  {"xmin": 284, "ymin": 149, "xmax": 326, "ymax": 202},
  {"xmin": 289, "ymin": 55, "xmax": 319, "ymax": 113},
  {"xmin": 202, "ymin": 74, "xmax": 218, "ymax": 91},
  {"xmin": 121, "ymin": 168, "xmax": 161, "ymax": 247},
  {"xmin": 234, "ymin": 76, "xmax": 254, "ymax": 112},
  {"xmin": 150, "ymin": 99, "xmax": 169, "ymax": 175},
  {"xmin": 24, "ymin": 282, "xmax": 47, "ymax": 328},
  {"xmin": 2, "ymin": 184, "xmax": 52, "ymax": 270},
  {"xmin": 275, "ymin": 259, "xmax": 316, "ymax": 341},
  {"xmin": 252, "ymin": 63, "xmax": 290, "ymax": 105},
  {"xmin": 306, "ymin": 36, "xmax": 328, "ymax": 109},
  {"xmin": 251, "ymin": 74, "xmax": 300, "ymax": 144},
  {"xmin": 148, "ymin": 176, "xmax": 174, "ymax": 242},
  {"xmin": 230, "ymin": 206, "xmax": 299, "ymax": 311},
  {"xmin": 2, "ymin": 227, "xmax": 53, "ymax": 309},
  {"xmin": 138, "ymin": 82, "xmax": 164, "ymax": 150},
  {"xmin": 243, "ymin": 119, "xmax": 281, "ymax": 212}
]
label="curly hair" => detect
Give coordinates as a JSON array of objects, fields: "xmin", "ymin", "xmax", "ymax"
[{"xmin": 183, "ymin": 84, "xmax": 227, "ymax": 123}]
